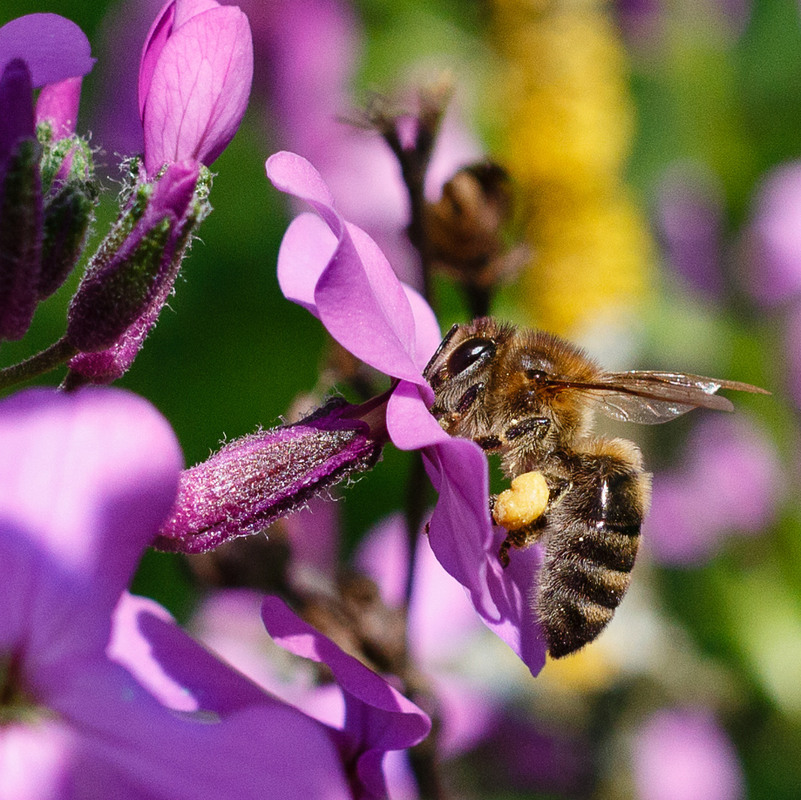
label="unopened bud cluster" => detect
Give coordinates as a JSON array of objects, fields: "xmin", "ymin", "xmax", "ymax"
[{"xmin": 1, "ymin": 6, "xmax": 250, "ymax": 387}]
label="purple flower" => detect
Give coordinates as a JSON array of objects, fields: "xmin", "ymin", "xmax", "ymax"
[
  {"xmin": 656, "ymin": 164, "xmax": 725, "ymax": 298},
  {"xmin": 0, "ymin": 14, "xmax": 94, "ymax": 341},
  {"xmin": 0, "ymin": 13, "xmax": 94, "ymax": 88},
  {"xmin": 267, "ymin": 150, "xmax": 548, "ymax": 676},
  {"xmin": 0, "ymin": 387, "xmax": 429, "ymax": 799},
  {"xmin": 139, "ymin": 0, "xmax": 254, "ymax": 176},
  {"xmin": 632, "ymin": 708, "xmax": 745, "ymax": 800},
  {"xmin": 261, "ymin": 597, "xmax": 431, "ymax": 799},
  {"xmin": 740, "ymin": 161, "xmax": 801, "ymax": 307},
  {"xmin": 644, "ymin": 415, "xmax": 781, "ymax": 565},
  {"xmin": 66, "ymin": 160, "xmax": 200, "ymax": 377}
]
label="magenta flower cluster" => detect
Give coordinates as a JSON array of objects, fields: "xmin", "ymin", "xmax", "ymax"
[
  {"xmin": 0, "ymin": 6, "xmax": 438, "ymax": 797},
  {"xmin": 0, "ymin": 388, "xmax": 428, "ymax": 799},
  {"xmin": 0, "ymin": 1, "xmax": 253, "ymax": 385}
]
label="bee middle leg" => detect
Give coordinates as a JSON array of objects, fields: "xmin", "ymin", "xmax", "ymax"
[{"xmin": 497, "ymin": 517, "xmax": 547, "ymax": 568}]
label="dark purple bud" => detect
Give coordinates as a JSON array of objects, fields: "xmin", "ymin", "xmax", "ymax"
[
  {"xmin": 154, "ymin": 398, "xmax": 386, "ymax": 554},
  {"xmin": 66, "ymin": 161, "xmax": 199, "ymax": 354},
  {"xmin": 0, "ymin": 59, "xmax": 35, "ymax": 168},
  {"xmin": 0, "ymin": 60, "xmax": 42, "ymax": 341},
  {"xmin": 65, "ymin": 290, "xmax": 166, "ymax": 385},
  {"xmin": 34, "ymin": 126, "xmax": 97, "ymax": 300}
]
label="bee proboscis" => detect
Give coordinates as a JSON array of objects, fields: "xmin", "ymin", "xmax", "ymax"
[{"xmin": 423, "ymin": 318, "xmax": 769, "ymax": 658}]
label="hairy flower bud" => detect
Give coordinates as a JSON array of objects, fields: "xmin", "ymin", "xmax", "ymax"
[
  {"xmin": 37, "ymin": 131, "xmax": 97, "ymax": 299},
  {"xmin": 66, "ymin": 161, "xmax": 200, "ymax": 354},
  {"xmin": 155, "ymin": 398, "xmax": 385, "ymax": 554}
]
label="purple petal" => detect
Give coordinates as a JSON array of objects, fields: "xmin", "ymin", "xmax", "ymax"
[
  {"xmin": 741, "ymin": 162, "xmax": 801, "ymax": 306},
  {"xmin": 657, "ymin": 165, "xmax": 725, "ymax": 298},
  {"xmin": 105, "ymin": 592, "xmax": 357, "ymax": 800},
  {"xmin": 632, "ymin": 708, "xmax": 745, "ymax": 800},
  {"xmin": 137, "ymin": 1, "xmax": 175, "ymax": 119},
  {"xmin": 35, "ymin": 76, "xmax": 82, "ymax": 138},
  {"xmin": 316, "ymin": 221, "xmax": 423, "ymax": 382},
  {"xmin": 276, "ymin": 212, "xmax": 336, "ymax": 316},
  {"xmin": 266, "ymin": 150, "xmax": 336, "ymax": 217},
  {"xmin": 423, "ymin": 436, "xmax": 547, "ymax": 676},
  {"xmin": 262, "ymin": 595, "xmax": 431, "ymax": 797},
  {"xmin": 142, "ymin": 4, "xmax": 253, "ymax": 173},
  {"xmin": 644, "ymin": 415, "xmax": 781, "ymax": 565},
  {"xmin": 355, "ymin": 514, "xmax": 483, "ymax": 665},
  {"xmin": 0, "ymin": 388, "xmax": 182, "ymax": 617},
  {"xmin": 0, "ymin": 14, "xmax": 94, "ymax": 88},
  {"xmin": 267, "ymin": 151, "xmax": 427, "ymax": 384},
  {"xmin": 385, "ymin": 381, "xmax": 440, "ymax": 449},
  {"xmin": 402, "ymin": 283, "xmax": 442, "ymax": 370},
  {"xmin": 0, "ymin": 719, "xmax": 77, "ymax": 800}
]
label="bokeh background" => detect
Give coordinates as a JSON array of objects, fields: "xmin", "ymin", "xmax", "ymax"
[{"xmin": 3, "ymin": 0, "xmax": 801, "ymax": 797}]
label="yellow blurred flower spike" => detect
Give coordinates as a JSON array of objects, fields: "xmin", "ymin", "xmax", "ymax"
[{"xmin": 492, "ymin": 0, "xmax": 653, "ymax": 337}]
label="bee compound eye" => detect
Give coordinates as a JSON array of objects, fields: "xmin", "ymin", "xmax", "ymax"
[{"xmin": 446, "ymin": 338, "xmax": 495, "ymax": 376}]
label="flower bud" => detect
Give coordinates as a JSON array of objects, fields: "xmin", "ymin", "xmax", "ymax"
[
  {"xmin": 35, "ymin": 75, "xmax": 83, "ymax": 140},
  {"xmin": 66, "ymin": 161, "xmax": 200, "ymax": 354},
  {"xmin": 155, "ymin": 398, "xmax": 385, "ymax": 554},
  {"xmin": 0, "ymin": 59, "xmax": 42, "ymax": 341},
  {"xmin": 139, "ymin": 0, "xmax": 253, "ymax": 176},
  {"xmin": 37, "ymin": 133, "xmax": 97, "ymax": 300}
]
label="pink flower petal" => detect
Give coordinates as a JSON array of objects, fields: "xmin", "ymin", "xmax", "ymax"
[
  {"xmin": 34, "ymin": 76, "xmax": 82, "ymax": 138},
  {"xmin": 0, "ymin": 720, "xmax": 76, "ymax": 800},
  {"xmin": 143, "ymin": 4, "xmax": 253, "ymax": 173},
  {"xmin": 633, "ymin": 708, "xmax": 745, "ymax": 800},
  {"xmin": 262, "ymin": 595, "xmax": 431, "ymax": 797},
  {"xmin": 424, "ymin": 438, "xmax": 547, "ymax": 676},
  {"xmin": 268, "ymin": 151, "xmax": 428, "ymax": 384},
  {"xmin": 0, "ymin": 389, "xmax": 182, "ymax": 615},
  {"xmin": 105, "ymin": 593, "xmax": 356, "ymax": 800},
  {"xmin": 276, "ymin": 212, "xmax": 336, "ymax": 316},
  {"xmin": 138, "ymin": 1, "xmax": 175, "ymax": 118},
  {"xmin": 0, "ymin": 13, "xmax": 94, "ymax": 88},
  {"xmin": 402, "ymin": 283, "xmax": 443, "ymax": 370}
]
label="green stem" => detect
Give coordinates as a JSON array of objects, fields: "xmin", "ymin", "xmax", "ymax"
[{"xmin": 0, "ymin": 336, "xmax": 77, "ymax": 391}]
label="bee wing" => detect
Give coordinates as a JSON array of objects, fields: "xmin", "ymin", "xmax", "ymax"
[{"xmin": 579, "ymin": 371, "xmax": 769, "ymax": 425}]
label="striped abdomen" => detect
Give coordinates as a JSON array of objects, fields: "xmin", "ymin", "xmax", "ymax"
[{"xmin": 535, "ymin": 447, "xmax": 650, "ymax": 658}]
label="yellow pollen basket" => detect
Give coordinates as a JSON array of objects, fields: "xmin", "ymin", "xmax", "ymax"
[{"xmin": 493, "ymin": 471, "xmax": 550, "ymax": 530}]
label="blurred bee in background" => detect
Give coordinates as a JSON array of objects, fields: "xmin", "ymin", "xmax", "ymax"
[{"xmin": 423, "ymin": 317, "xmax": 768, "ymax": 658}]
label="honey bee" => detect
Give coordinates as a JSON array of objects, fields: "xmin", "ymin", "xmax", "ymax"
[{"xmin": 423, "ymin": 317, "xmax": 768, "ymax": 658}]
